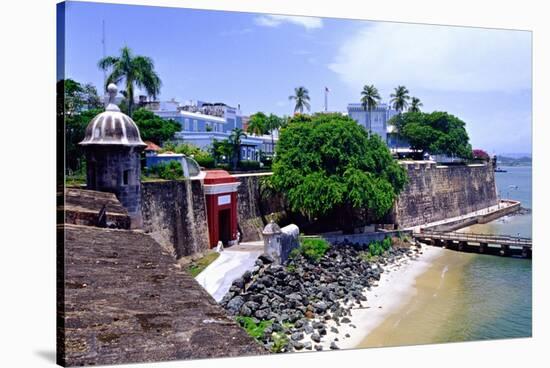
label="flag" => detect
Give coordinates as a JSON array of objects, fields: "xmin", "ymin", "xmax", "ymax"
[{"xmin": 325, "ymin": 86, "xmax": 330, "ymax": 92}]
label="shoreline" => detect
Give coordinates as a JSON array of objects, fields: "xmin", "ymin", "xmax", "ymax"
[{"xmin": 296, "ymin": 244, "xmax": 445, "ymax": 351}]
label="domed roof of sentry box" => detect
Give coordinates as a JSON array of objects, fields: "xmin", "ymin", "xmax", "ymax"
[{"xmin": 79, "ymin": 84, "xmax": 146, "ymax": 147}]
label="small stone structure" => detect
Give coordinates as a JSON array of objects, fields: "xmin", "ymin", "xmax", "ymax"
[
  {"xmin": 262, "ymin": 221, "xmax": 299, "ymax": 264},
  {"xmin": 79, "ymin": 83, "xmax": 146, "ymax": 227}
]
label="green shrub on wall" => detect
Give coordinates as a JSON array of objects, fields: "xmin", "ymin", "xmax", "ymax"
[{"xmin": 149, "ymin": 161, "xmax": 184, "ymax": 180}]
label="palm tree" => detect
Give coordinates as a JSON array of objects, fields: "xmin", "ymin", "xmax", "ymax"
[
  {"xmin": 98, "ymin": 46, "xmax": 161, "ymax": 116},
  {"xmin": 229, "ymin": 128, "xmax": 247, "ymax": 169},
  {"xmin": 360, "ymin": 84, "xmax": 382, "ymax": 132},
  {"xmin": 288, "ymin": 86, "xmax": 311, "ymax": 114},
  {"xmin": 390, "ymin": 85, "xmax": 411, "ymax": 113},
  {"xmin": 247, "ymin": 112, "xmax": 267, "ymax": 136},
  {"xmin": 409, "ymin": 97, "xmax": 423, "ymax": 112},
  {"xmin": 265, "ymin": 114, "xmax": 282, "ymax": 157}
]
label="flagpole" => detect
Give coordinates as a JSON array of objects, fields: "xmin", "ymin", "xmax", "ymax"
[{"xmin": 324, "ymin": 87, "xmax": 328, "ymax": 112}]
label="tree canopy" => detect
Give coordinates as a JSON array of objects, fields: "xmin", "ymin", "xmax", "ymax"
[
  {"xmin": 131, "ymin": 108, "xmax": 181, "ymax": 145},
  {"xmin": 390, "ymin": 111, "xmax": 472, "ymax": 158},
  {"xmin": 271, "ymin": 113, "xmax": 408, "ymax": 226}
]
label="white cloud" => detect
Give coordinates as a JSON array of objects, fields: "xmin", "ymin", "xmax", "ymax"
[
  {"xmin": 328, "ymin": 22, "xmax": 531, "ymax": 92},
  {"xmin": 254, "ymin": 15, "xmax": 323, "ymax": 30}
]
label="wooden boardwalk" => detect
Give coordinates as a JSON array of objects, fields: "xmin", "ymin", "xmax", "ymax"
[{"xmin": 413, "ymin": 230, "xmax": 532, "ymax": 258}]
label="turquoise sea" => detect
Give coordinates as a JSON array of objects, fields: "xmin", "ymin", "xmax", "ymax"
[{"xmin": 453, "ymin": 166, "xmax": 532, "ymax": 340}]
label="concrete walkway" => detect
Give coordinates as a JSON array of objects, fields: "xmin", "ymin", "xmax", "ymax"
[{"xmin": 195, "ymin": 241, "xmax": 263, "ymax": 302}]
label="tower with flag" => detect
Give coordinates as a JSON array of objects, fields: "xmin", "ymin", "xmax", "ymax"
[{"xmin": 324, "ymin": 86, "xmax": 330, "ymax": 112}]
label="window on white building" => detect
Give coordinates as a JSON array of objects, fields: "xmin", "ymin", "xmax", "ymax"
[
  {"xmin": 184, "ymin": 118, "xmax": 190, "ymax": 131},
  {"xmin": 193, "ymin": 120, "xmax": 198, "ymax": 131}
]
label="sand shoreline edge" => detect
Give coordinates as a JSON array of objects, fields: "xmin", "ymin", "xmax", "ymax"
[{"xmin": 296, "ymin": 244, "xmax": 445, "ymax": 351}]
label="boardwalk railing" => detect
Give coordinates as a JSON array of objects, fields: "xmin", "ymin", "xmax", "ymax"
[{"xmin": 415, "ymin": 230, "xmax": 532, "ymax": 248}]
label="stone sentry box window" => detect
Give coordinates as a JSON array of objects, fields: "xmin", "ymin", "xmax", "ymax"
[{"xmin": 123, "ymin": 169, "xmax": 130, "ymax": 186}]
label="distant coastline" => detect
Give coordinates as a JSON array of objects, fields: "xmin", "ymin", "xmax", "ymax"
[{"xmin": 496, "ymin": 155, "xmax": 532, "ymax": 167}]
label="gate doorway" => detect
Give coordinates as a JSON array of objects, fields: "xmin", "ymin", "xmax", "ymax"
[{"xmin": 218, "ymin": 209, "xmax": 231, "ymax": 246}]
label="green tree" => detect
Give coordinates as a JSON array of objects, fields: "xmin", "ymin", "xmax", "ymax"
[
  {"xmin": 65, "ymin": 108, "xmax": 104, "ymax": 174},
  {"xmin": 360, "ymin": 84, "xmax": 382, "ymax": 131},
  {"xmin": 398, "ymin": 111, "xmax": 472, "ymax": 158},
  {"xmin": 131, "ymin": 108, "xmax": 181, "ymax": 145},
  {"xmin": 247, "ymin": 112, "xmax": 268, "ymax": 135},
  {"xmin": 210, "ymin": 139, "xmax": 233, "ymax": 165},
  {"xmin": 289, "ymin": 86, "xmax": 311, "ymax": 114},
  {"xmin": 271, "ymin": 113, "xmax": 407, "ymax": 231},
  {"xmin": 60, "ymin": 78, "xmax": 104, "ymax": 173},
  {"xmin": 390, "ymin": 85, "xmax": 411, "ymax": 113},
  {"xmin": 229, "ymin": 128, "xmax": 247, "ymax": 170},
  {"xmin": 98, "ymin": 46, "xmax": 161, "ymax": 116},
  {"xmin": 409, "ymin": 97, "xmax": 423, "ymax": 112}
]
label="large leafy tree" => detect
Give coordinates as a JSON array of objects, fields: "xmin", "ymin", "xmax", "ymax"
[
  {"xmin": 397, "ymin": 111, "xmax": 472, "ymax": 158},
  {"xmin": 60, "ymin": 78, "xmax": 104, "ymax": 174},
  {"xmin": 98, "ymin": 46, "xmax": 161, "ymax": 116},
  {"xmin": 360, "ymin": 84, "xmax": 382, "ymax": 131},
  {"xmin": 271, "ymin": 113, "xmax": 407, "ymax": 231},
  {"xmin": 131, "ymin": 108, "xmax": 181, "ymax": 145},
  {"xmin": 289, "ymin": 86, "xmax": 311, "ymax": 114}
]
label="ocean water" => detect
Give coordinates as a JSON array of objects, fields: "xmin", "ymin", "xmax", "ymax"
[
  {"xmin": 452, "ymin": 166, "xmax": 532, "ymax": 341},
  {"xmin": 360, "ymin": 166, "xmax": 532, "ymax": 348}
]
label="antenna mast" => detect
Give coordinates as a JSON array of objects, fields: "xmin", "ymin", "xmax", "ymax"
[{"xmin": 102, "ymin": 19, "xmax": 107, "ymax": 94}]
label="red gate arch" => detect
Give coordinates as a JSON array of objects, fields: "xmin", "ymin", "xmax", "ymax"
[{"xmin": 203, "ymin": 170, "xmax": 240, "ymax": 248}]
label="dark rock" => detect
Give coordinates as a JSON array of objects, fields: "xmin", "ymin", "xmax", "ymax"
[
  {"xmin": 291, "ymin": 332, "xmax": 304, "ymax": 341},
  {"xmin": 304, "ymin": 341, "xmax": 312, "ymax": 350},
  {"xmin": 259, "ymin": 254, "xmax": 274, "ymax": 264},
  {"xmin": 311, "ymin": 332, "xmax": 321, "ymax": 343},
  {"xmin": 255, "ymin": 308, "xmax": 270, "ymax": 320},
  {"xmin": 330, "ymin": 326, "xmax": 339, "ymax": 334},
  {"xmin": 226, "ymin": 296, "xmax": 244, "ymax": 315},
  {"xmin": 330, "ymin": 342, "xmax": 340, "ymax": 350},
  {"xmin": 341, "ymin": 317, "xmax": 351, "ymax": 323},
  {"xmin": 292, "ymin": 341, "xmax": 304, "ymax": 350},
  {"xmin": 314, "ymin": 344, "xmax": 323, "ymax": 351}
]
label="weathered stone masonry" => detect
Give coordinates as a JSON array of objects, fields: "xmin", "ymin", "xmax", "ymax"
[
  {"xmin": 141, "ymin": 179, "xmax": 210, "ymax": 258},
  {"xmin": 388, "ymin": 162, "xmax": 498, "ymax": 228}
]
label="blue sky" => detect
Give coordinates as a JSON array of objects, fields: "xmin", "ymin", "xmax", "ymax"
[{"xmin": 61, "ymin": 1, "xmax": 532, "ymax": 155}]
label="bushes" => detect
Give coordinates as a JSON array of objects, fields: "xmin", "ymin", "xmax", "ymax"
[
  {"xmin": 195, "ymin": 154, "xmax": 215, "ymax": 168},
  {"xmin": 290, "ymin": 237, "xmax": 331, "ymax": 262},
  {"xmin": 367, "ymin": 237, "xmax": 392, "ymax": 257},
  {"xmin": 148, "ymin": 161, "xmax": 183, "ymax": 180},
  {"xmin": 238, "ymin": 160, "xmax": 261, "ymax": 171}
]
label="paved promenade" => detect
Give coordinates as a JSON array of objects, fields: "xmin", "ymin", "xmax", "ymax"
[{"xmin": 195, "ymin": 241, "xmax": 263, "ymax": 302}]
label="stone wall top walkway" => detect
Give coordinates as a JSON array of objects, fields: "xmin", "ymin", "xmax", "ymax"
[{"xmin": 59, "ymin": 224, "xmax": 265, "ymax": 366}]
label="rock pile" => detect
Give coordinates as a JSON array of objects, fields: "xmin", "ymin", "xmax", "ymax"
[{"xmin": 220, "ymin": 240, "xmax": 420, "ymax": 352}]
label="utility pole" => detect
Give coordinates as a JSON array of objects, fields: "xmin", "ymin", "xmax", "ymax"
[
  {"xmin": 102, "ymin": 19, "xmax": 107, "ymax": 96},
  {"xmin": 324, "ymin": 86, "xmax": 329, "ymax": 112}
]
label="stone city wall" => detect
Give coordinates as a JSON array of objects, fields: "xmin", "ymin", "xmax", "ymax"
[
  {"xmin": 141, "ymin": 179, "xmax": 210, "ymax": 258},
  {"xmin": 388, "ymin": 162, "xmax": 498, "ymax": 228}
]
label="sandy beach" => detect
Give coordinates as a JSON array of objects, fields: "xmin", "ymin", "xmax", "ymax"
[{"xmin": 297, "ymin": 244, "xmax": 446, "ymax": 351}]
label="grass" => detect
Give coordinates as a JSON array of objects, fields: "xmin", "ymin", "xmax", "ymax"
[
  {"xmin": 186, "ymin": 252, "xmax": 220, "ymax": 277},
  {"xmin": 235, "ymin": 316, "xmax": 273, "ymax": 340},
  {"xmin": 65, "ymin": 175, "xmax": 86, "ymax": 187},
  {"xmin": 289, "ymin": 237, "xmax": 331, "ymax": 263}
]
